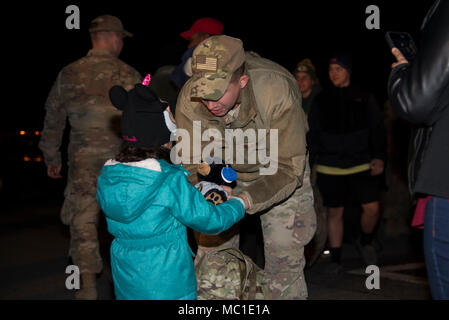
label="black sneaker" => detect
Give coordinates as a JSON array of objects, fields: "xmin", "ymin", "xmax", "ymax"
[{"xmin": 355, "ymin": 239, "xmax": 378, "ymax": 266}]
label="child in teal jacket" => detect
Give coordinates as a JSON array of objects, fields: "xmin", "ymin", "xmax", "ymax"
[{"xmin": 96, "ymin": 82, "xmax": 245, "ymax": 300}]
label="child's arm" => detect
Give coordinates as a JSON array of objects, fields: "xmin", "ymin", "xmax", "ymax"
[{"xmin": 169, "ymin": 171, "xmax": 245, "ymax": 235}]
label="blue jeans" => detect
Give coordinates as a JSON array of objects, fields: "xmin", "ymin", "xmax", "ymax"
[{"xmin": 424, "ymin": 197, "xmax": 449, "ymax": 300}]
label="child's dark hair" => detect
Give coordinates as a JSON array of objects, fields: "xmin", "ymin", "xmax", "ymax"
[{"xmin": 115, "ymin": 143, "xmax": 171, "ymax": 163}]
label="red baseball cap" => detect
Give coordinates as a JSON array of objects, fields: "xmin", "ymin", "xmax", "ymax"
[{"xmin": 180, "ymin": 18, "xmax": 224, "ymax": 40}]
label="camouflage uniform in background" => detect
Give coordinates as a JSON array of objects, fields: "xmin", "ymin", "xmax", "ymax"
[
  {"xmin": 39, "ymin": 49, "xmax": 141, "ymax": 276},
  {"xmin": 176, "ymin": 36, "xmax": 316, "ymax": 299}
]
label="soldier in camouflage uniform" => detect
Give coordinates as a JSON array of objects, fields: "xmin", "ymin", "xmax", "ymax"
[
  {"xmin": 175, "ymin": 35, "xmax": 316, "ymax": 299},
  {"xmin": 38, "ymin": 15, "xmax": 141, "ymax": 300}
]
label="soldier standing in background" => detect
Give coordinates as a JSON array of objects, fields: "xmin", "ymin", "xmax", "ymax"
[{"xmin": 39, "ymin": 15, "xmax": 141, "ymax": 300}]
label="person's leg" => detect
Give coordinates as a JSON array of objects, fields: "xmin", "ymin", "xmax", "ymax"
[
  {"xmin": 316, "ymin": 173, "xmax": 346, "ymax": 267},
  {"xmin": 66, "ymin": 156, "xmax": 109, "ymax": 300},
  {"xmin": 260, "ymin": 163, "xmax": 316, "ymax": 299},
  {"xmin": 360, "ymin": 201, "xmax": 380, "ymax": 234},
  {"xmin": 423, "ymin": 197, "xmax": 449, "ymax": 300},
  {"xmin": 353, "ymin": 201, "xmax": 380, "ymax": 266},
  {"xmin": 352, "ymin": 172, "xmax": 381, "ymax": 265},
  {"xmin": 70, "ymin": 166, "xmax": 103, "ymax": 300},
  {"xmin": 327, "ymin": 206, "xmax": 345, "ymax": 264},
  {"xmin": 327, "ymin": 207, "xmax": 345, "ymax": 248}
]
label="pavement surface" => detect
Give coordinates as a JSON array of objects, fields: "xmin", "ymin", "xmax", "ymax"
[{"xmin": 0, "ymin": 193, "xmax": 431, "ymax": 300}]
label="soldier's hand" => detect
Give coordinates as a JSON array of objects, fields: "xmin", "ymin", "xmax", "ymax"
[
  {"xmin": 220, "ymin": 185, "xmax": 233, "ymax": 197},
  {"xmin": 47, "ymin": 164, "xmax": 62, "ymax": 179},
  {"xmin": 231, "ymin": 193, "xmax": 250, "ymax": 210}
]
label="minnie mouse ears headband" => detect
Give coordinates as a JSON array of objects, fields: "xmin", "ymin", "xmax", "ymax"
[{"xmin": 109, "ymin": 74, "xmax": 176, "ymax": 147}]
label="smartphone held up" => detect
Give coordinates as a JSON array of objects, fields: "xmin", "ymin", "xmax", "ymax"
[{"xmin": 385, "ymin": 31, "xmax": 418, "ymax": 62}]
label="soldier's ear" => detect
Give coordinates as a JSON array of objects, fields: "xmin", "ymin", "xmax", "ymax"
[
  {"xmin": 239, "ymin": 75, "xmax": 249, "ymax": 89},
  {"xmin": 109, "ymin": 85, "xmax": 128, "ymax": 110}
]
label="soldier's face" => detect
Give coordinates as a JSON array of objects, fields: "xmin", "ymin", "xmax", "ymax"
[{"xmin": 201, "ymin": 75, "xmax": 249, "ymax": 117}]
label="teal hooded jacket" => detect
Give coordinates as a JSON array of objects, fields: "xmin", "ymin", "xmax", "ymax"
[{"xmin": 96, "ymin": 158, "xmax": 245, "ymax": 300}]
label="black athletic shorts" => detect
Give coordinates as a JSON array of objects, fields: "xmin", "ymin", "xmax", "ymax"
[{"xmin": 316, "ymin": 170, "xmax": 381, "ymax": 208}]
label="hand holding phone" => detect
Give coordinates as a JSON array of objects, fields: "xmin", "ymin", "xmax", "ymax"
[
  {"xmin": 385, "ymin": 31, "xmax": 417, "ymax": 62},
  {"xmin": 391, "ymin": 48, "xmax": 409, "ymax": 68}
]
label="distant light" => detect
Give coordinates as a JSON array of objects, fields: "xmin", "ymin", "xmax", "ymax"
[
  {"xmin": 20, "ymin": 130, "xmax": 26, "ymax": 135},
  {"xmin": 35, "ymin": 131, "xmax": 40, "ymax": 136},
  {"xmin": 34, "ymin": 156, "xmax": 43, "ymax": 162},
  {"xmin": 323, "ymin": 250, "xmax": 330, "ymax": 255},
  {"xmin": 24, "ymin": 156, "xmax": 31, "ymax": 162}
]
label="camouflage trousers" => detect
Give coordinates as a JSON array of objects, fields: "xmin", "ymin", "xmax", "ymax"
[
  {"xmin": 195, "ymin": 162, "xmax": 316, "ymax": 299},
  {"xmin": 61, "ymin": 151, "xmax": 114, "ymax": 275}
]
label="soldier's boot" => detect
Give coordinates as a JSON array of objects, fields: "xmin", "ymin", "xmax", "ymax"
[{"xmin": 75, "ymin": 273, "xmax": 98, "ymax": 300}]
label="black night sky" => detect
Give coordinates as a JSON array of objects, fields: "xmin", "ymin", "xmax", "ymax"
[
  {"xmin": 4, "ymin": 0, "xmax": 435, "ymax": 131},
  {"xmin": 0, "ymin": 0, "xmax": 440, "ymax": 302}
]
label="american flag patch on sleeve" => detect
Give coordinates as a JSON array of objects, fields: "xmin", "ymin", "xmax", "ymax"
[{"xmin": 196, "ymin": 55, "xmax": 218, "ymax": 72}]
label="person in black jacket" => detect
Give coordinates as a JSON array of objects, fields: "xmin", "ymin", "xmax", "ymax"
[
  {"xmin": 307, "ymin": 52, "xmax": 386, "ymax": 272},
  {"xmin": 388, "ymin": 0, "xmax": 449, "ymax": 300}
]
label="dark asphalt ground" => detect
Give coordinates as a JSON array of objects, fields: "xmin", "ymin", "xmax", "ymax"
[
  {"xmin": 0, "ymin": 192, "xmax": 431, "ymax": 301},
  {"xmin": 0, "ymin": 159, "xmax": 432, "ymax": 301}
]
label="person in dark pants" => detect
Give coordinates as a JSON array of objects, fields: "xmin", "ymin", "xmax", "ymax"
[
  {"xmin": 307, "ymin": 52, "xmax": 386, "ymax": 272},
  {"xmin": 388, "ymin": 0, "xmax": 449, "ymax": 300}
]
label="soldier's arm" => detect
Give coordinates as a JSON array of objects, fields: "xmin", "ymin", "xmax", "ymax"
[
  {"xmin": 241, "ymin": 91, "xmax": 308, "ymax": 214},
  {"xmin": 129, "ymin": 68, "xmax": 142, "ymax": 88},
  {"xmin": 38, "ymin": 71, "xmax": 67, "ymax": 167},
  {"xmin": 119, "ymin": 64, "xmax": 142, "ymax": 91}
]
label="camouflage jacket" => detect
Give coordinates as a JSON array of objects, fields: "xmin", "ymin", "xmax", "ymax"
[
  {"xmin": 175, "ymin": 55, "xmax": 309, "ymax": 214},
  {"xmin": 39, "ymin": 49, "xmax": 142, "ymax": 166}
]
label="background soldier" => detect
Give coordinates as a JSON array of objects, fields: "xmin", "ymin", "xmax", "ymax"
[
  {"xmin": 39, "ymin": 15, "xmax": 141, "ymax": 299},
  {"xmin": 175, "ymin": 35, "xmax": 316, "ymax": 299}
]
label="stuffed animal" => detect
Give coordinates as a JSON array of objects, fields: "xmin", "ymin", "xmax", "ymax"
[{"xmin": 195, "ymin": 159, "xmax": 237, "ymax": 205}]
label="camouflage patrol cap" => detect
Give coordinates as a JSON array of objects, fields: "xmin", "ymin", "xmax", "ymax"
[
  {"xmin": 89, "ymin": 15, "xmax": 133, "ymax": 37},
  {"xmin": 190, "ymin": 35, "xmax": 246, "ymax": 100}
]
